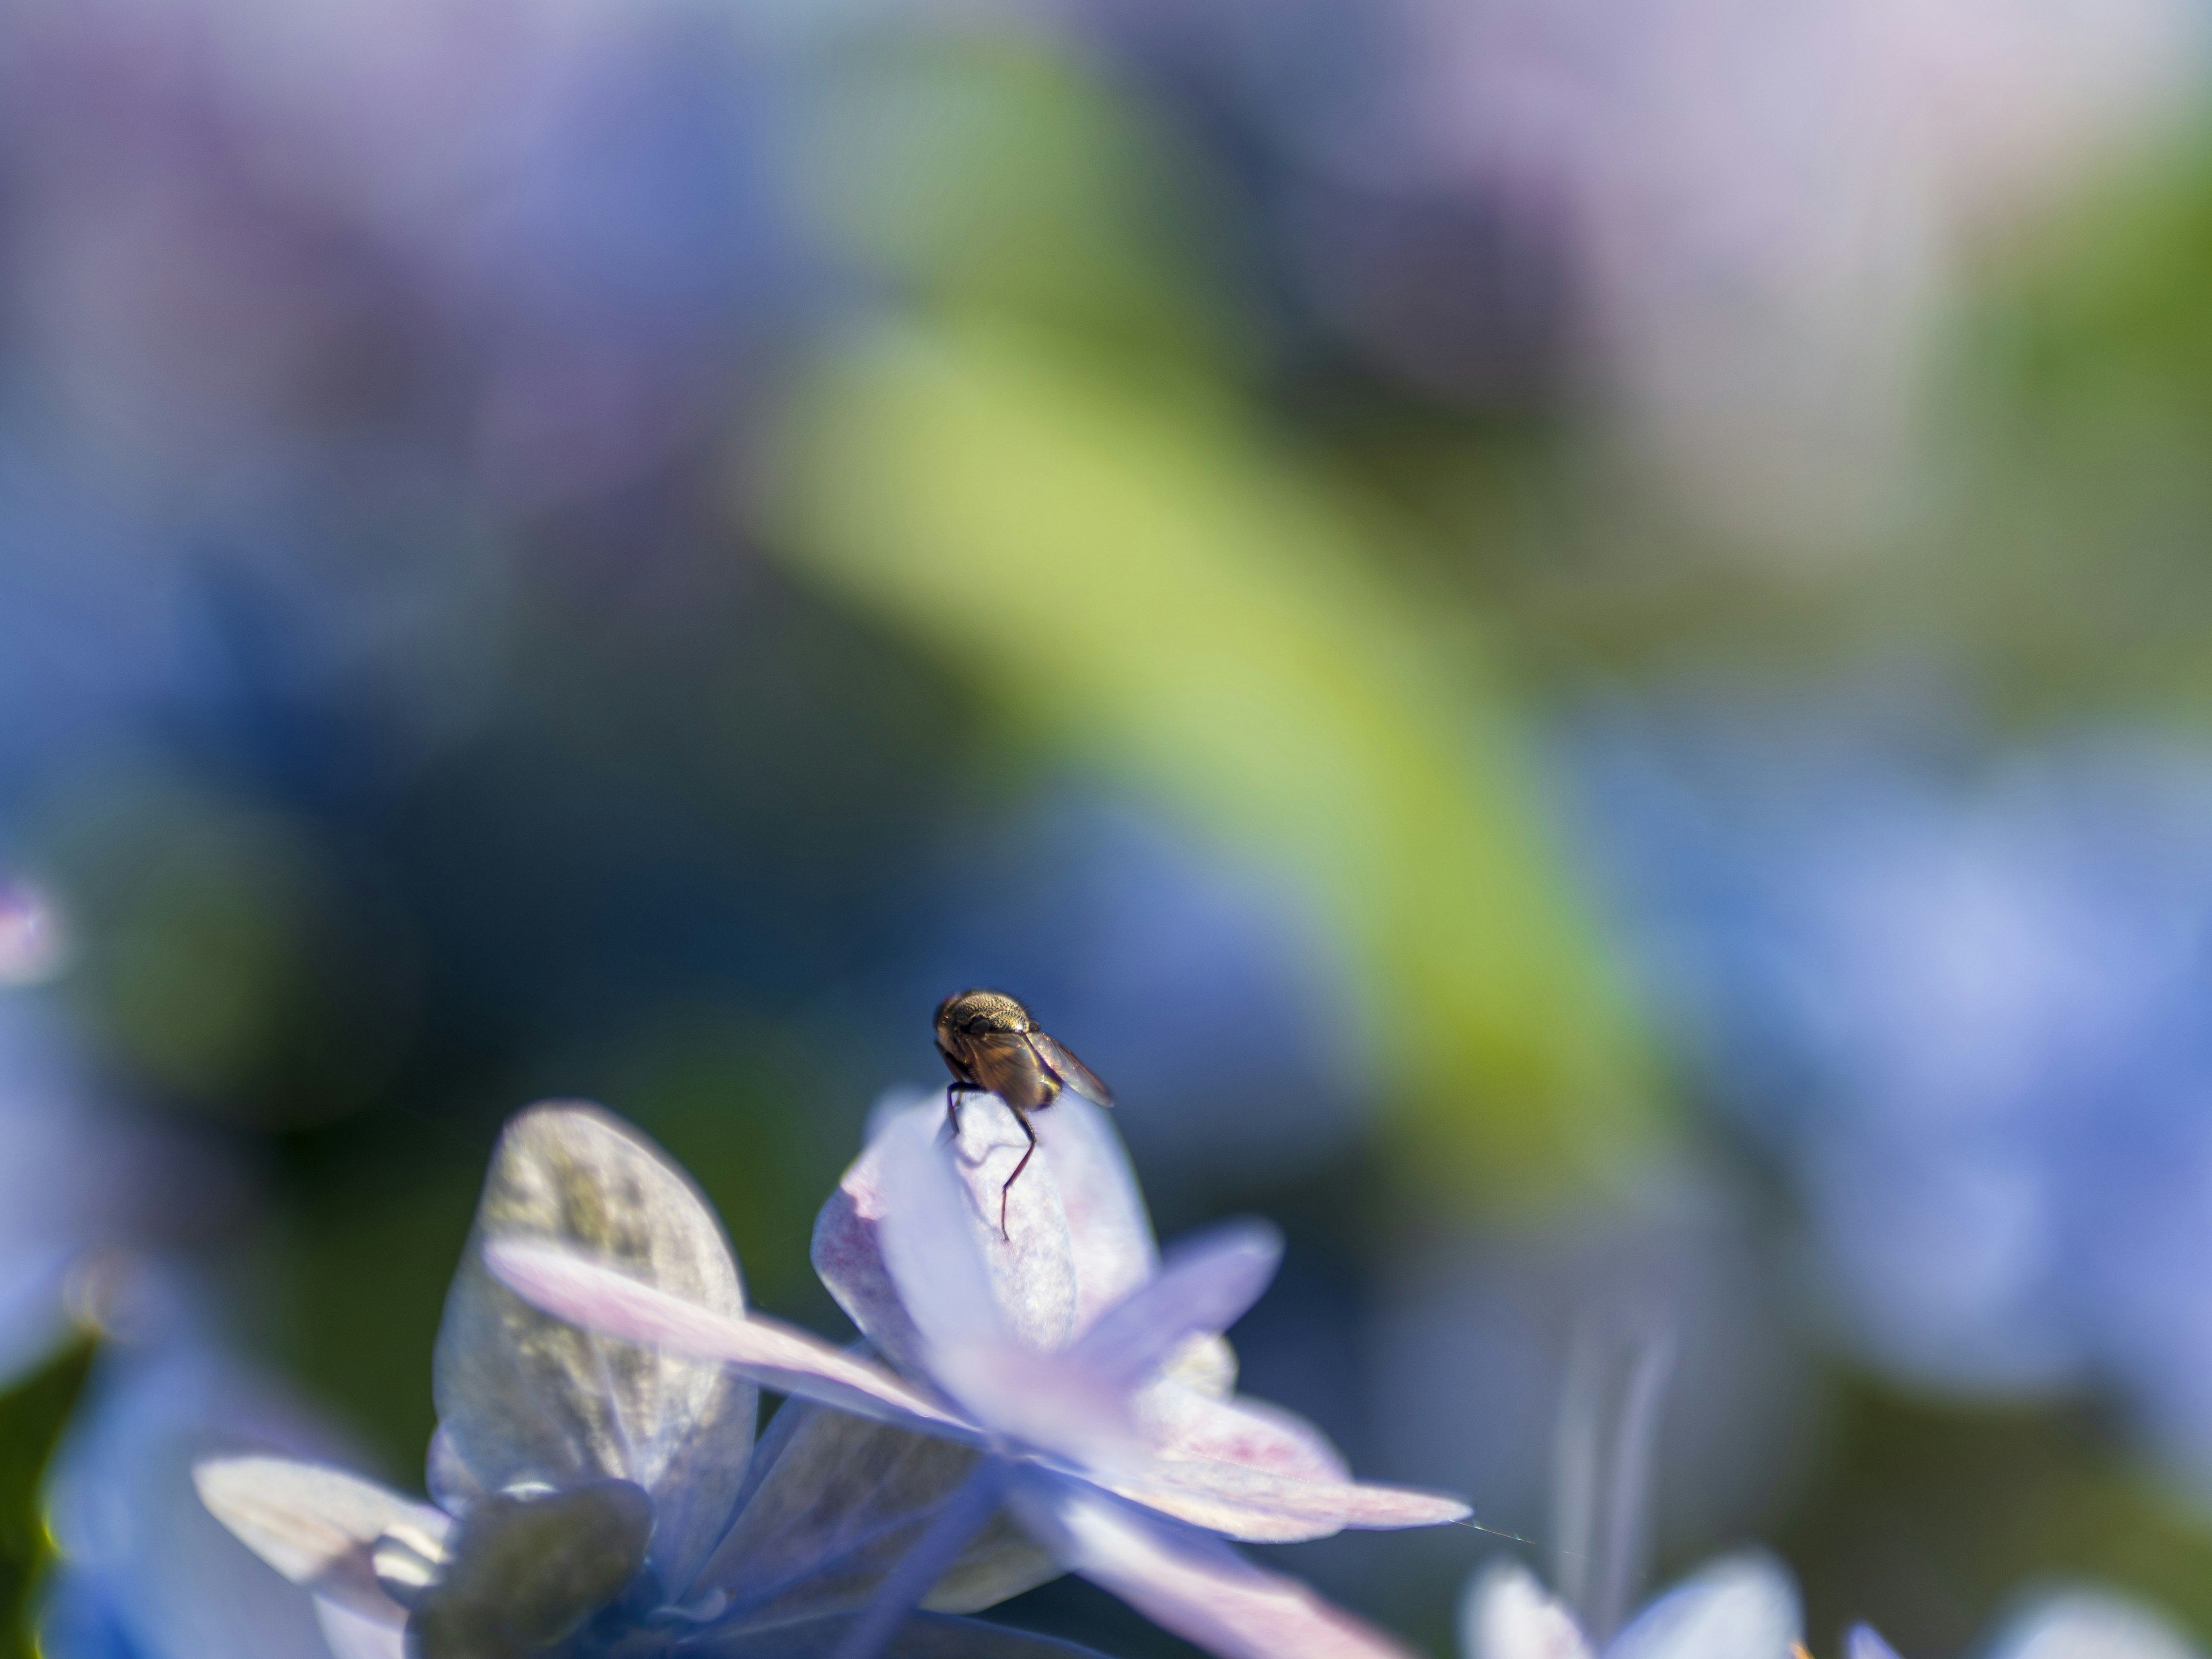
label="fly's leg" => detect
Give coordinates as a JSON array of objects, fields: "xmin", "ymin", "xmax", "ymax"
[
  {"xmin": 942, "ymin": 1082, "xmax": 982, "ymax": 1141},
  {"xmin": 998, "ymin": 1109, "xmax": 1039, "ymax": 1241}
]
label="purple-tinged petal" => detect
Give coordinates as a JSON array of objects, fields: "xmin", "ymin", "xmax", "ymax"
[
  {"xmin": 1982, "ymin": 1591, "xmax": 2203, "ymax": 1659},
  {"xmin": 696, "ymin": 1395, "xmax": 1055, "ymax": 1625},
  {"xmin": 484, "ymin": 1239, "xmax": 980, "ymax": 1442},
  {"xmin": 316, "ymin": 1598, "xmax": 410, "ymax": 1659},
  {"xmin": 697, "ymin": 1609, "xmax": 1117, "ymax": 1657},
  {"xmin": 1138, "ymin": 1385, "xmax": 1346, "ymax": 1484},
  {"xmin": 435, "ymin": 1103, "xmax": 753, "ymax": 1593},
  {"xmin": 1849, "ymin": 1626, "xmax": 1906, "ymax": 1659},
  {"xmin": 192, "ymin": 1456, "xmax": 444, "ymax": 1624},
  {"xmin": 1606, "ymin": 1554, "xmax": 1799, "ymax": 1659},
  {"xmin": 1071, "ymin": 1221, "xmax": 1281, "ymax": 1393},
  {"xmin": 1030, "ymin": 1093, "xmax": 1156, "ymax": 1331},
  {"xmin": 1460, "ymin": 1560, "xmax": 1596, "ymax": 1659},
  {"xmin": 1009, "ymin": 1476, "xmax": 1418, "ymax": 1659},
  {"xmin": 814, "ymin": 1101, "xmax": 935, "ymax": 1377},
  {"xmin": 1101, "ymin": 1458, "xmax": 1469, "ymax": 1544}
]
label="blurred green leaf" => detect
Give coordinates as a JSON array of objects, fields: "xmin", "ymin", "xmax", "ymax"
[
  {"xmin": 0, "ymin": 1336, "xmax": 95, "ymax": 1659},
  {"xmin": 789, "ymin": 31, "xmax": 1239, "ymax": 368},
  {"xmin": 766, "ymin": 317, "xmax": 1659, "ymax": 1206},
  {"xmin": 1929, "ymin": 129, "xmax": 2212, "ymax": 714}
]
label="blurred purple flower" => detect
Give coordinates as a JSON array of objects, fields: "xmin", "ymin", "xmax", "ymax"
[
  {"xmin": 1570, "ymin": 713, "xmax": 2212, "ymax": 1480},
  {"xmin": 1381, "ymin": 0, "xmax": 2198, "ymax": 547},
  {"xmin": 1069, "ymin": 0, "xmax": 2196, "ymax": 548},
  {"xmin": 1851, "ymin": 1588, "xmax": 2204, "ymax": 1659},
  {"xmin": 492, "ymin": 1089, "xmax": 1468, "ymax": 1659},
  {"xmin": 0, "ymin": 993, "xmax": 219, "ymax": 1383},
  {"xmin": 200, "ymin": 1104, "xmax": 1111, "ymax": 1659},
  {"xmin": 41, "ymin": 1286, "xmax": 354, "ymax": 1659},
  {"xmin": 1461, "ymin": 1553, "xmax": 1800, "ymax": 1659}
]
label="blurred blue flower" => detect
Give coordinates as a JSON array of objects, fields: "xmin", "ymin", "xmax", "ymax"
[
  {"xmin": 1570, "ymin": 711, "xmax": 2212, "ymax": 1478},
  {"xmin": 200, "ymin": 1103, "xmax": 1113, "ymax": 1659}
]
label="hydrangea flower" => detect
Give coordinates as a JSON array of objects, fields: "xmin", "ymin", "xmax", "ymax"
[
  {"xmin": 1850, "ymin": 1592, "xmax": 2204, "ymax": 1659},
  {"xmin": 198, "ymin": 1103, "xmax": 1117, "ymax": 1659},
  {"xmin": 491, "ymin": 1089, "xmax": 1470, "ymax": 1659}
]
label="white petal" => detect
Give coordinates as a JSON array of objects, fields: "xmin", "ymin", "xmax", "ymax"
[
  {"xmin": 1010, "ymin": 1476, "xmax": 1418, "ymax": 1659},
  {"xmin": 192, "ymin": 1456, "xmax": 445, "ymax": 1622},
  {"xmin": 1606, "ymin": 1554, "xmax": 1800, "ymax": 1659},
  {"xmin": 1850, "ymin": 1627, "xmax": 1906, "ymax": 1659},
  {"xmin": 1101, "ymin": 1457, "xmax": 1469, "ymax": 1544},
  {"xmin": 1983, "ymin": 1590, "xmax": 2205, "ymax": 1659},
  {"xmin": 316, "ymin": 1597, "xmax": 410, "ymax": 1659},
  {"xmin": 1071, "ymin": 1222, "xmax": 1281, "ymax": 1394},
  {"xmin": 1029, "ymin": 1092, "xmax": 1157, "ymax": 1331},
  {"xmin": 434, "ymin": 1103, "xmax": 755, "ymax": 1593},
  {"xmin": 1460, "ymin": 1560, "xmax": 1597, "ymax": 1659},
  {"xmin": 484, "ymin": 1238, "xmax": 980, "ymax": 1441}
]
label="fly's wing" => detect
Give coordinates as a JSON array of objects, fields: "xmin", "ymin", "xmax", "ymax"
[
  {"xmin": 968, "ymin": 1033, "xmax": 1056, "ymax": 1112},
  {"xmin": 1027, "ymin": 1033, "xmax": 1113, "ymax": 1107}
]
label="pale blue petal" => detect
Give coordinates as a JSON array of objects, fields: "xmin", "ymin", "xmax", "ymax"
[
  {"xmin": 1850, "ymin": 1624, "xmax": 1906, "ymax": 1659},
  {"xmin": 1460, "ymin": 1560, "xmax": 1596, "ymax": 1659},
  {"xmin": 1070, "ymin": 1221, "xmax": 1281, "ymax": 1393},
  {"xmin": 1605, "ymin": 1554, "xmax": 1799, "ymax": 1659},
  {"xmin": 1029, "ymin": 1093, "xmax": 1157, "ymax": 1332},
  {"xmin": 483, "ymin": 1239, "xmax": 978, "ymax": 1440}
]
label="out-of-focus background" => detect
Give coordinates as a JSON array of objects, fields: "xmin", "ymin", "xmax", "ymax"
[{"xmin": 7, "ymin": 0, "xmax": 2212, "ymax": 1654}]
